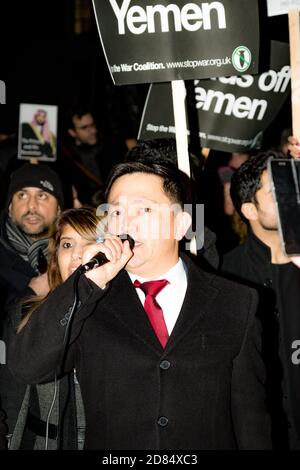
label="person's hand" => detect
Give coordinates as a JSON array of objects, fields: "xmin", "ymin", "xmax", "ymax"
[
  {"xmin": 28, "ymin": 272, "xmax": 50, "ymax": 296},
  {"xmin": 83, "ymin": 236, "xmax": 133, "ymax": 289},
  {"xmin": 290, "ymin": 256, "xmax": 300, "ymax": 268},
  {"xmin": 287, "ymin": 135, "xmax": 300, "ymax": 159}
]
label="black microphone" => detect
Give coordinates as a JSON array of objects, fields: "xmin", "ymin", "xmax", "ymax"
[{"xmin": 79, "ymin": 234, "xmax": 135, "ymax": 274}]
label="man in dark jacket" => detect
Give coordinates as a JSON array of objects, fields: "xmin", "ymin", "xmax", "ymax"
[
  {"xmin": 221, "ymin": 150, "xmax": 300, "ymax": 449},
  {"xmin": 0, "ymin": 162, "xmax": 64, "ymax": 448},
  {"xmin": 8, "ymin": 158, "xmax": 271, "ymax": 450}
]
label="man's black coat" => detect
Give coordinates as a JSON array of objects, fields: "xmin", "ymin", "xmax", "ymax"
[{"xmin": 8, "ymin": 255, "xmax": 271, "ymax": 450}]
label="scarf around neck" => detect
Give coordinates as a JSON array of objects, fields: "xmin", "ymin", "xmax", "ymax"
[{"xmin": 5, "ymin": 216, "xmax": 49, "ymax": 274}]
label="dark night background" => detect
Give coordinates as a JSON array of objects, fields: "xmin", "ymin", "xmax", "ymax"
[
  {"xmin": 0, "ymin": 0, "xmax": 293, "ymax": 147},
  {"xmin": 0, "ymin": 0, "xmax": 149, "ymax": 141}
]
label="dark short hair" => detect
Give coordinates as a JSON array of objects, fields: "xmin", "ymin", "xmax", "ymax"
[
  {"xmin": 230, "ymin": 149, "xmax": 288, "ymax": 221},
  {"xmin": 65, "ymin": 107, "xmax": 94, "ymax": 131},
  {"xmin": 124, "ymin": 138, "xmax": 178, "ymax": 166},
  {"xmin": 105, "ymin": 160, "xmax": 192, "ymax": 209}
]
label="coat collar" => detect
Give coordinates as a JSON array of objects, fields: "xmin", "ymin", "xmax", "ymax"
[
  {"xmin": 101, "ymin": 253, "xmax": 219, "ymax": 356},
  {"xmin": 244, "ymin": 231, "xmax": 273, "ymax": 265}
]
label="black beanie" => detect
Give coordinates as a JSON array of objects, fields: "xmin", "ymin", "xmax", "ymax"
[{"xmin": 7, "ymin": 163, "xmax": 64, "ymax": 209}]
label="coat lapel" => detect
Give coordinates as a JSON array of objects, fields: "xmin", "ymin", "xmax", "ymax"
[
  {"xmin": 164, "ymin": 256, "xmax": 219, "ymax": 354},
  {"xmin": 102, "ymin": 271, "xmax": 164, "ymax": 354},
  {"xmin": 101, "ymin": 256, "xmax": 220, "ymax": 356}
]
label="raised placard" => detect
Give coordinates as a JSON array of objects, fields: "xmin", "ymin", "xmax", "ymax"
[{"xmin": 93, "ymin": 0, "xmax": 260, "ymax": 84}]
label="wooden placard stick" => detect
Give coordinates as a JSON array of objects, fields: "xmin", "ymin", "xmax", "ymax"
[{"xmin": 289, "ymin": 10, "xmax": 300, "ymax": 139}]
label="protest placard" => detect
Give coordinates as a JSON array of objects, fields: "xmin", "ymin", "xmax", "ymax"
[
  {"xmin": 93, "ymin": 0, "xmax": 260, "ymax": 85},
  {"xmin": 267, "ymin": 0, "xmax": 300, "ymax": 16},
  {"xmin": 139, "ymin": 41, "xmax": 290, "ymax": 153},
  {"xmin": 267, "ymin": 2, "xmax": 300, "ymax": 137},
  {"xmin": 18, "ymin": 104, "xmax": 58, "ymax": 162}
]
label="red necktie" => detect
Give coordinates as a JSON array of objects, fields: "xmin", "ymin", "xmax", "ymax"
[{"xmin": 134, "ymin": 279, "xmax": 170, "ymax": 348}]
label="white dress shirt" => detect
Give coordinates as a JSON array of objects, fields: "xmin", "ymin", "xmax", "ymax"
[{"xmin": 127, "ymin": 258, "xmax": 188, "ymax": 335}]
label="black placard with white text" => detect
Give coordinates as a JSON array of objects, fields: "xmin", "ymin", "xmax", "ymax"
[
  {"xmin": 93, "ymin": 0, "xmax": 260, "ymax": 85},
  {"xmin": 138, "ymin": 41, "xmax": 290, "ymax": 153}
]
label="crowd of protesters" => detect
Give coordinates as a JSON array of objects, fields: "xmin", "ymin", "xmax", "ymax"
[{"xmin": 0, "ymin": 103, "xmax": 300, "ymax": 450}]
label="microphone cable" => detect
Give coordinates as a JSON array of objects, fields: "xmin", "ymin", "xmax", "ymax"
[
  {"xmin": 44, "ymin": 234, "xmax": 134, "ymax": 449},
  {"xmin": 44, "ymin": 269, "xmax": 82, "ymax": 450}
]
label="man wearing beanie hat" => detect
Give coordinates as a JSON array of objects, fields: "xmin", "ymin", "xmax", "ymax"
[
  {"xmin": 0, "ymin": 163, "xmax": 63, "ymax": 449},
  {"xmin": 0, "ymin": 162, "xmax": 63, "ymax": 306},
  {"xmin": 6, "ymin": 163, "xmax": 64, "ymax": 212}
]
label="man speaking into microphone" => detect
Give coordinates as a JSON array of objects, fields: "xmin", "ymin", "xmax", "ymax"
[{"xmin": 8, "ymin": 141, "xmax": 271, "ymax": 450}]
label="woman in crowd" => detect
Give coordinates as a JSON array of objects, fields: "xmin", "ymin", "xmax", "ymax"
[{"xmin": 3, "ymin": 206, "xmax": 101, "ymax": 449}]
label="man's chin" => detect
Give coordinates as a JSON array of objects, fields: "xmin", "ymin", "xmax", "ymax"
[
  {"xmin": 87, "ymin": 138, "xmax": 98, "ymax": 146},
  {"xmin": 125, "ymin": 255, "xmax": 143, "ymax": 272},
  {"xmin": 19, "ymin": 224, "xmax": 49, "ymax": 239}
]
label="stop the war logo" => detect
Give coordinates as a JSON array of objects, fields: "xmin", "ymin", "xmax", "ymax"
[
  {"xmin": 232, "ymin": 46, "xmax": 252, "ymax": 73},
  {"xmin": 93, "ymin": 0, "xmax": 259, "ymax": 84}
]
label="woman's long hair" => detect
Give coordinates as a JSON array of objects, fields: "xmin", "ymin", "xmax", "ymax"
[{"xmin": 17, "ymin": 207, "xmax": 101, "ymax": 332}]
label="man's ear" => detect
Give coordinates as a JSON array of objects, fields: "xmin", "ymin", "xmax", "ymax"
[
  {"xmin": 57, "ymin": 205, "xmax": 62, "ymax": 217},
  {"xmin": 8, "ymin": 202, "xmax": 12, "ymax": 218},
  {"xmin": 241, "ymin": 202, "xmax": 258, "ymax": 221},
  {"xmin": 175, "ymin": 211, "xmax": 192, "ymax": 241},
  {"xmin": 68, "ymin": 128, "xmax": 76, "ymax": 139}
]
